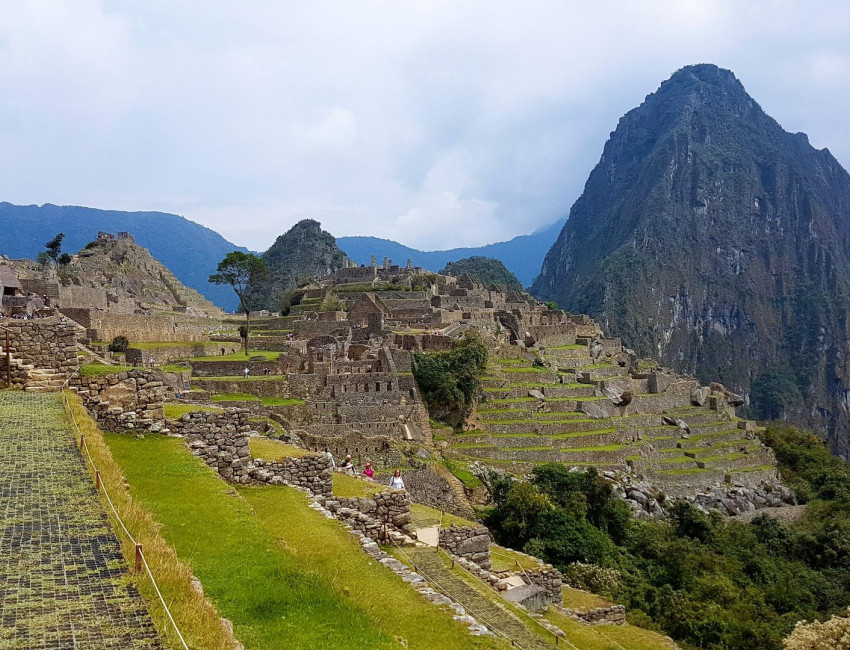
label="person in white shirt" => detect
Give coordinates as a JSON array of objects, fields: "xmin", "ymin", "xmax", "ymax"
[
  {"xmin": 389, "ymin": 469, "xmax": 404, "ymax": 490},
  {"xmin": 243, "ymin": 367, "xmax": 249, "ymax": 378},
  {"xmin": 326, "ymin": 451, "xmax": 336, "ymax": 469}
]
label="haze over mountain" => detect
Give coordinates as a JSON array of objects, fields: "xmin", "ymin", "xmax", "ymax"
[
  {"xmin": 533, "ymin": 64, "xmax": 850, "ymax": 456},
  {"xmin": 338, "ymin": 219, "xmax": 564, "ymax": 288},
  {"xmin": 0, "ymin": 203, "xmax": 248, "ymax": 310}
]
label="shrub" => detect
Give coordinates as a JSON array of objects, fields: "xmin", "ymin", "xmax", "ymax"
[
  {"xmin": 412, "ymin": 331, "xmax": 487, "ymax": 416},
  {"xmin": 108, "ymin": 336, "xmax": 129, "ymax": 353},
  {"xmin": 563, "ymin": 562, "xmax": 621, "ymax": 596}
]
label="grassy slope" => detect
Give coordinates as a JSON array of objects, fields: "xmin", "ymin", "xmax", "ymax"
[{"xmin": 107, "ymin": 435, "xmax": 505, "ymax": 650}]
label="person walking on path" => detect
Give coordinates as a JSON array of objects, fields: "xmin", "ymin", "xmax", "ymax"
[
  {"xmin": 243, "ymin": 367, "xmax": 250, "ymax": 378},
  {"xmin": 389, "ymin": 469, "xmax": 404, "ymax": 490}
]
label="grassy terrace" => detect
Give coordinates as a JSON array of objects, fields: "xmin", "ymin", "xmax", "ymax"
[
  {"xmin": 210, "ymin": 393, "xmax": 305, "ymax": 407},
  {"xmin": 410, "ymin": 503, "xmax": 479, "ymax": 529},
  {"xmin": 188, "ymin": 351, "xmax": 280, "ymax": 361},
  {"xmin": 249, "ymin": 437, "xmax": 311, "ymax": 460},
  {"xmin": 79, "ymin": 362, "xmax": 134, "ymax": 377},
  {"xmin": 162, "ymin": 403, "xmax": 222, "ymax": 419},
  {"xmin": 107, "ymin": 435, "xmax": 506, "ymax": 650}
]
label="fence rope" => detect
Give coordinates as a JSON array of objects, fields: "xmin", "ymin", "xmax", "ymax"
[{"xmin": 61, "ymin": 388, "xmax": 190, "ymax": 650}]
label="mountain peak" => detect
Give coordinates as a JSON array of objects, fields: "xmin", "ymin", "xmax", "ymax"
[{"xmin": 533, "ymin": 65, "xmax": 850, "ymax": 454}]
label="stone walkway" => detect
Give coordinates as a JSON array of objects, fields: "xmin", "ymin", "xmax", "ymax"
[
  {"xmin": 0, "ymin": 391, "xmax": 161, "ymax": 649},
  {"xmin": 406, "ymin": 547, "xmax": 556, "ymax": 650}
]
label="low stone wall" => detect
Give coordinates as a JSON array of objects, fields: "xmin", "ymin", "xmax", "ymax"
[
  {"xmin": 555, "ymin": 604, "xmax": 626, "ymax": 626},
  {"xmin": 439, "ymin": 525, "xmax": 492, "ymax": 570},
  {"xmin": 401, "ymin": 465, "xmax": 457, "ymax": 511},
  {"xmin": 0, "ymin": 317, "xmax": 78, "ymax": 388},
  {"xmin": 126, "ymin": 342, "xmax": 224, "ymax": 365},
  {"xmin": 70, "ymin": 370, "xmax": 165, "ymax": 432},
  {"xmin": 323, "ymin": 490, "xmax": 413, "ymax": 541},
  {"xmin": 189, "ymin": 359, "xmax": 286, "ymax": 378},
  {"xmin": 249, "ymin": 456, "xmax": 333, "ymax": 496},
  {"xmin": 61, "ymin": 309, "xmax": 219, "ymax": 343},
  {"xmin": 172, "ymin": 409, "xmax": 334, "ymax": 493},
  {"xmin": 190, "ymin": 377, "xmax": 292, "ymax": 398},
  {"xmin": 524, "ymin": 566, "xmax": 564, "ymax": 605}
]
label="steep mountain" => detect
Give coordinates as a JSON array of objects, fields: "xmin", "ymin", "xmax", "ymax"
[
  {"xmin": 532, "ymin": 64, "xmax": 850, "ymax": 456},
  {"xmin": 440, "ymin": 257, "xmax": 523, "ymax": 291},
  {"xmin": 0, "ymin": 203, "xmax": 248, "ymax": 310},
  {"xmin": 338, "ymin": 218, "xmax": 564, "ymax": 288},
  {"xmin": 256, "ymin": 219, "xmax": 350, "ymax": 311}
]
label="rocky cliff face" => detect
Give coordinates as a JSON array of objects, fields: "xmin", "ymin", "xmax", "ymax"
[
  {"xmin": 256, "ymin": 219, "xmax": 350, "ymax": 310},
  {"xmin": 532, "ymin": 64, "xmax": 850, "ymax": 456}
]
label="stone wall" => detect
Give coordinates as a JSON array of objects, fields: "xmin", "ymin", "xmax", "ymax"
[
  {"xmin": 191, "ymin": 377, "xmax": 293, "ymax": 398},
  {"xmin": 439, "ymin": 525, "xmax": 492, "ymax": 570},
  {"xmin": 249, "ymin": 456, "xmax": 333, "ymax": 496},
  {"xmin": 524, "ymin": 566, "xmax": 564, "ymax": 605},
  {"xmin": 0, "ymin": 317, "xmax": 78, "ymax": 388},
  {"xmin": 171, "ymin": 409, "xmax": 334, "ymax": 493},
  {"xmin": 70, "ymin": 370, "xmax": 165, "ymax": 432},
  {"xmin": 401, "ymin": 465, "xmax": 457, "ymax": 511},
  {"xmin": 323, "ymin": 490, "xmax": 413, "ymax": 541},
  {"xmin": 125, "ymin": 342, "xmax": 224, "ymax": 365},
  {"xmin": 60, "ymin": 308, "xmax": 218, "ymax": 343}
]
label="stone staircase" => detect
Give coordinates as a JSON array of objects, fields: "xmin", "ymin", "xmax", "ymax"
[
  {"xmin": 24, "ymin": 367, "xmax": 68, "ymax": 392},
  {"xmin": 405, "ymin": 547, "xmax": 557, "ymax": 650}
]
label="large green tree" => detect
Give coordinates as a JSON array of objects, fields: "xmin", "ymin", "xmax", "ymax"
[{"xmin": 209, "ymin": 252, "xmax": 268, "ymax": 355}]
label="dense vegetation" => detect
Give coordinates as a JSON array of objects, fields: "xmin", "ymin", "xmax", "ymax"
[
  {"xmin": 412, "ymin": 331, "xmax": 487, "ymax": 422},
  {"xmin": 484, "ymin": 425, "xmax": 850, "ymax": 649},
  {"xmin": 440, "ymin": 256, "xmax": 523, "ymax": 290}
]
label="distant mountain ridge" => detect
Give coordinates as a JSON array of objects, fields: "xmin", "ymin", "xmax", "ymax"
[
  {"xmin": 0, "ymin": 203, "xmax": 249, "ymax": 310},
  {"xmin": 337, "ymin": 219, "xmax": 564, "ymax": 288}
]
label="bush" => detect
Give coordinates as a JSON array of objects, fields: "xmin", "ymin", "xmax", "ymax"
[
  {"xmin": 563, "ymin": 562, "xmax": 622, "ymax": 596},
  {"xmin": 108, "ymin": 336, "xmax": 129, "ymax": 353},
  {"xmin": 412, "ymin": 331, "xmax": 487, "ymax": 417}
]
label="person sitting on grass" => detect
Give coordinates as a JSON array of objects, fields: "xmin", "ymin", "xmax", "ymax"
[
  {"xmin": 341, "ymin": 455, "xmax": 356, "ymax": 474},
  {"xmin": 363, "ymin": 462, "xmax": 374, "ymax": 480},
  {"xmin": 389, "ymin": 469, "xmax": 404, "ymax": 490}
]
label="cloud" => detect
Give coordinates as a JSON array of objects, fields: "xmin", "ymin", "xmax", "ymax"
[{"xmin": 1, "ymin": 0, "xmax": 849, "ymax": 251}]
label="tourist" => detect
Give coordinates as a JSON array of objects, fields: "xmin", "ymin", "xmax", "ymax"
[
  {"xmin": 389, "ymin": 469, "xmax": 404, "ymax": 490},
  {"xmin": 243, "ymin": 367, "xmax": 249, "ymax": 378},
  {"xmin": 149, "ymin": 356, "xmax": 155, "ymax": 368},
  {"xmin": 341, "ymin": 454, "xmax": 356, "ymax": 474},
  {"xmin": 363, "ymin": 462, "xmax": 374, "ymax": 480},
  {"xmin": 325, "ymin": 451, "xmax": 336, "ymax": 469}
]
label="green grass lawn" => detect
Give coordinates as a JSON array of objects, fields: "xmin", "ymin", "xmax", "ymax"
[
  {"xmin": 332, "ymin": 472, "xmax": 393, "ymax": 497},
  {"xmin": 162, "ymin": 403, "xmax": 222, "ymax": 419},
  {"xmin": 260, "ymin": 397, "xmax": 305, "ymax": 406},
  {"xmin": 189, "ymin": 350, "xmax": 280, "ymax": 362},
  {"xmin": 409, "ymin": 503, "xmax": 478, "ymax": 529},
  {"xmin": 158, "ymin": 364, "xmax": 191, "ymax": 373},
  {"xmin": 544, "ymin": 607, "xmax": 674, "ymax": 650},
  {"xmin": 79, "ymin": 362, "xmax": 134, "ymax": 377},
  {"xmin": 105, "ymin": 435, "xmax": 504, "ymax": 650},
  {"xmin": 249, "ymin": 437, "xmax": 311, "ymax": 460},
  {"xmin": 489, "ymin": 545, "xmax": 540, "ymax": 572},
  {"xmin": 211, "ymin": 392, "xmax": 259, "ymax": 402}
]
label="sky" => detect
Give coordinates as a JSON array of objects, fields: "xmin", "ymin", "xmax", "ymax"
[{"xmin": 1, "ymin": 1, "xmax": 849, "ymax": 252}]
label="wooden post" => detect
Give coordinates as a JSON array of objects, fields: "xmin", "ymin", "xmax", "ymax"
[
  {"xmin": 79, "ymin": 434, "xmax": 85, "ymax": 449},
  {"xmin": 4, "ymin": 330, "xmax": 9, "ymax": 387},
  {"xmin": 135, "ymin": 544, "xmax": 143, "ymax": 573},
  {"xmin": 95, "ymin": 470, "xmax": 101, "ymax": 491}
]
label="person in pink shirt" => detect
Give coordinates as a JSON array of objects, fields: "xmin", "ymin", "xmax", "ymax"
[{"xmin": 363, "ymin": 462, "xmax": 375, "ymax": 480}]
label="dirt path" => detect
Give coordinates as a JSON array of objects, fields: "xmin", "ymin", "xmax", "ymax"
[{"xmin": 0, "ymin": 391, "xmax": 161, "ymax": 649}]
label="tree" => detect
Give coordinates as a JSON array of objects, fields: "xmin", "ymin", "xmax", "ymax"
[
  {"xmin": 209, "ymin": 252, "xmax": 268, "ymax": 356},
  {"xmin": 58, "ymin": 253, "xmax": 72, "ymax": 266},
  {"xmin": 45, "ymin": 233, "xmax": 65, "ymax": 264}
]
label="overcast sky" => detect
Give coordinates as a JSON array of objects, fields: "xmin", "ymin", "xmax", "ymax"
[{"xmin": 1, "ymin": 1, "xmax": 849, "ymax": 251}]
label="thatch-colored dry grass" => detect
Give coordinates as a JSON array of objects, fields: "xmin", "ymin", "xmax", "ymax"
[{"xmin": 63, "ymin": 391, "xmax": 239, "ymax": 650}]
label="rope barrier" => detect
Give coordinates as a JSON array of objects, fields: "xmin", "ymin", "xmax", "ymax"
[{"xmin": 61, "ymin": 389, "xmax": 190, "ymax": 650}]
